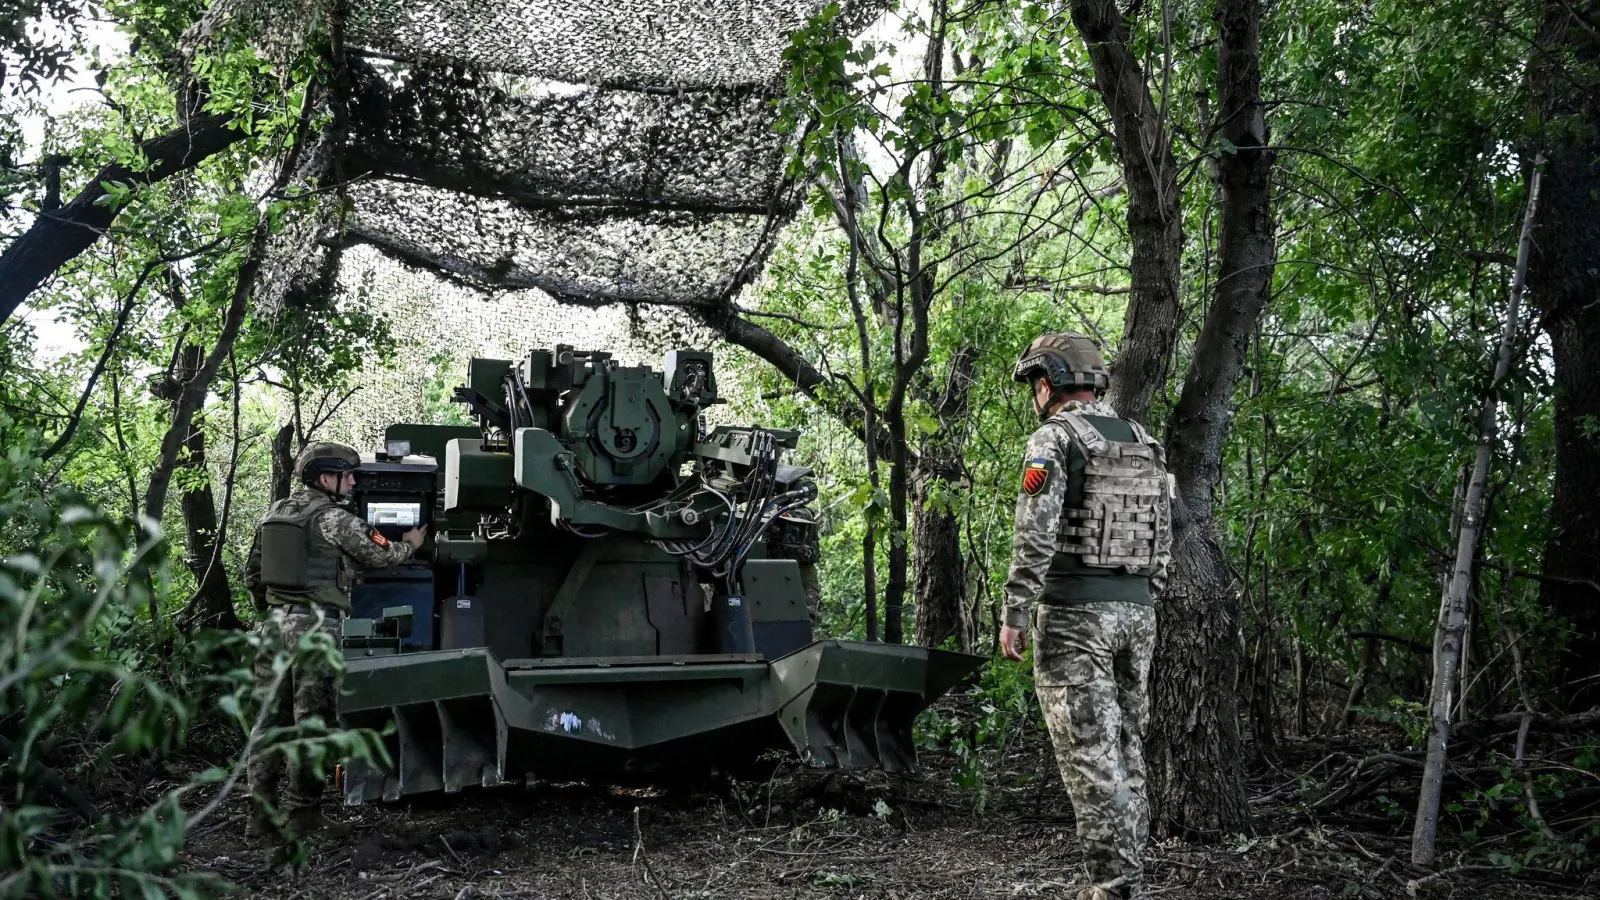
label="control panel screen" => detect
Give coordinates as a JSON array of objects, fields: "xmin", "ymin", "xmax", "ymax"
[{"xmin": 366, "ymin": 502, "xmax": 422, "ymax": 528}]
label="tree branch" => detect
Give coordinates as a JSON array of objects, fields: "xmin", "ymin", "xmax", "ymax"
[
  {"xmin": 695, "ymin": 303, "xmax": 904, "ymax": 463},
  {"xmin": 143, "ymin": 98, "xmax": 313, "ymax": 526},
  {"xmin": 40, "ymin": 260, "xmax": 158, "ymax": 461},
  {"xmin": 1345, "ymin": 630, "xmax": 1432, "ymax": 655},
  {"xmin": 0, "ymin": 112, "xmax": 242, "ymax": 326}
]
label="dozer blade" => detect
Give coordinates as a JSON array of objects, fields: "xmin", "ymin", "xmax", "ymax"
[
  {"xmin": 767, "ymin": 640, "xmax": 983, "ymax": 772},
  {"xmin": 337, "ymin": 641, "xmax": 983, "ymax": 804}
]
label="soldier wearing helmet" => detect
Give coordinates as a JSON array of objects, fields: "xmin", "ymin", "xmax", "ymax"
[
  {"xmin": 242, "ymin": 441, "xmax": 427, "ymax": 840},
  {"xmin": 1000, "ymin": 333, "xmax": 1173, "ymax": 900}
]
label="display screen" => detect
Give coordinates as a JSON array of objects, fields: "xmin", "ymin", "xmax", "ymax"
[{"xmin": 366, "ymin": 502, "xmax": 422, "ymax": 528}]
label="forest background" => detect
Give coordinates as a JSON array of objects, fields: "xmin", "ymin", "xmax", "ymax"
[{"xmin": 2, "ymin": 0, "xmax": 1599, "ymax": 894}]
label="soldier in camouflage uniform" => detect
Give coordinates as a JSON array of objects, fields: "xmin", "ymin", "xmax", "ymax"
[
  {"xmin": 243, "ymin": 442, "xmax": 427, "ymax": 839},
  {"xmin": 999, "ymin": 334, "xmax": 1173, "ymax": 900}
]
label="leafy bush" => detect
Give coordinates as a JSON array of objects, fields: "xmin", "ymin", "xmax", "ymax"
[
  {"xmin": 916, "ymin": 658, "xmax": 1039, "ymax": 813},
  {"xmin": 0, "ymin": 428, "xmax": 384, "ymax": 896}
]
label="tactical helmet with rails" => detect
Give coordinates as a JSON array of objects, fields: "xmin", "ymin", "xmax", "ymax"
[
  {"xmin": 294, "ymin": 441, "xmax": 360, "ymax": 487},
  {"xmin": 1012, "ymin": 332, "xmax": 1110, "ymax": 392}
]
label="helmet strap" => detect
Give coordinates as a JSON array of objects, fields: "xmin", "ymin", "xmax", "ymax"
[
  {"xmin": 306, "ymin": 470, "xmax": 345, "ymax": 499},
  {"xmin": 1038, "ymin": 388, "xmax": 1068, "ymax": 422},
  {"xmin": 1032, "ymin": 376, "xmax": 1064, "ymax": 422}
]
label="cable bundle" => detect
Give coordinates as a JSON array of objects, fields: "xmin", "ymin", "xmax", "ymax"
[{"xmin": 655, "ymin": 431, "xmax": 817, "ymax": 591}]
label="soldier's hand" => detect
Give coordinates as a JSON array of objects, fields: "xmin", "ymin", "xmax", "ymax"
[
  {"xmin": 1000, "ymin": 624, "xmax": 1027, "ymax": 662},
  {"xmin": 402, "ymin": 525, "xmax": 428, "ymax": 549}
]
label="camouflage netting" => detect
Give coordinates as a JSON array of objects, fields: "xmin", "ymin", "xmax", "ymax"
[
  {"xmin": 187, "ymin": 0, "xmax": 879, "ymax": 439},
  {"xmin": 239, "ymin": 0, "xmax": 877, "ymax": 310},
  {"xmin": 343, "ymin": 0, "xmax": 860, "ymax": 89},
  {"xmin": 343, "ymin": 67, "xmax": 789, "ymax": 214}
]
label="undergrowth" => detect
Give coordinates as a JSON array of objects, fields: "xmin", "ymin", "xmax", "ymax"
[{"xmin": 0, "ymin": 430, "xmax": 386, "ymax": 897}]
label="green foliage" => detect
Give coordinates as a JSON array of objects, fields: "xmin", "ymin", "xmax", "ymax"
[
  {"xmin": 1355, "ymin": 699, "xmax": 1433, "ymax": 749},
  {"xmin": 416, "ymin": 349, "xmax": 475, "ymax": 427},
  {"xmin": 733, "ymin": 0, "xmax": 1132, "ymax": 639},
  {"xmin": 0, "ymin": 2, "xmax": 403, "ymax": 880},
  {"xmin": 0, "ymin": 429, "xmax": 386, "ymax": 893},
  {"xmin": 715, "ymin": 0, "xmax": 1592, "ymax": 863},
  {"xmin": 2, "ymin": 0, "xmax": 1593, "ymax": 878},
  {"xmin": 915, "ymin": 659, "xmax": 1038, "ymax": 814},
  {"xmin": 0, "ymin": 427, "xmax": 223, "ymax": 897},
  {"xmin": 1446, "ymin": 747, "xmax": 1600, "ymax": 873}
]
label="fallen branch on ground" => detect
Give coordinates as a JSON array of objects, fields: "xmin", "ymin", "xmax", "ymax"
[{"xmin": 633, "ymin": 805, "xmax": 674, "ymax": 900}]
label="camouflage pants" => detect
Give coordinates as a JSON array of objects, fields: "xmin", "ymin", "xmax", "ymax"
[
  {"xmin": 247, "ymin": 608, "xmax": 342, "ymax": 817},
  {"xmin": 1033, "ymin": 601, "xmax": 1158, "ymax": 895}
]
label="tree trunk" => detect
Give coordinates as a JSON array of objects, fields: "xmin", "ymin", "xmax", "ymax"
[
  {"xmin": 141, "ymin": 249, "xmax": 262, "ymax": 526},
  {"xmin": 1145, "ymin": 0, "xmax": 1274, "ymax": 838},
  {"xmin": 1293, "ymin": 631, "xmax": 1310, "ymax": 737},
  {"xmin": 911, "ymin": 486, "xmax": 967, "ymax": 648},
  {"xmin": 177, "ymin": 416, "xmax": 243, "ymax": 631},
  {"xmin": 1066, "ymin": 0, "xmax": 1183, "ymax": 426},
  {"xmin": 882, "ymin": 3, "xmax": 949, "ymax": 646},
  {"xmin": 1342, "ymin": 630, "xmax": 1380, "ymax": 731},
  {"xmin": 1247, "ymin": 625, "xmax": 1276, "ymax": 747},
  {"xmin": 884, "ymin": 423, "xmax": 911, "ymax": 645},
  {"xmin": 1411, "ymin": 157, "xmax": 1543, "ymax": 867},
  {"xmin": 270, "ymin": 422, "xmax": 296, "ymax": 503},
  {"xmin": 833, "ymin": 130, "xmax": 883, "ymax": 644},
  {"xmin": 1540, "ymin": 314, "xmax": 1600, "ymax": 710},
  {"xmin": 1526, "ymin": 2, "xmax": 1600, "ymax": 712},
  {"xmin": 0, "ymin": 112, "xmax": 241, "ymax": 326},
  {"xmin": 1244, "ymin": 430, "xmax": 1276, "ymax": 748},
  {"xmin": 913, "ymin": 346, "xmax": 978, "ymax": 651},
  {"xmin": 1148, "ymin": 524, "xmax": 1251, "ymax": 833},
  {"xmin": 1342, "ymin": 577, "xmax": 1390, "ymax": 730}
]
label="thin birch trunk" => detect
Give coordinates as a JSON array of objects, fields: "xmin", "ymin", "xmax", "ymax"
[{"xmin": 1411, "ymin": 157, "xmax": 1543, "ymax": 866}]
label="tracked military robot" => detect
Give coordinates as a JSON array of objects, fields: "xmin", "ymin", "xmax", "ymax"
[{"xmin": 336, "ymin": 346, "xmax": 980, "ymax": 804}]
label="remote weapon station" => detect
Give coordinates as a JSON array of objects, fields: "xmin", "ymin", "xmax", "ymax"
[{"xmin": 337, "ymin": 347, "xmax": 979, "ymax": 803}]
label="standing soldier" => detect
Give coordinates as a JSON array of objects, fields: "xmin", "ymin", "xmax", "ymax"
[
  {"xmin": 244, "ymin": 441, "xmax": 426, "ymax": 840},
  {"xmin": 999, "ymin": 334, "xmax": 1173, "ymax": 900}
]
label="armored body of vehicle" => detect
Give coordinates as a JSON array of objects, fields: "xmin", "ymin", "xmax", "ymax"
[{"xmin": 335, "ymin": 346, "xmax": 980, "ymax": 803}]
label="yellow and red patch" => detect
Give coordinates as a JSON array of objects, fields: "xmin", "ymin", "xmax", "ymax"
[
  {"xmin": 370, "ymin": 530, "xmax": 390, "ymax": 547},
  {"xmin": 1022, "ymin": 457, "xmax": 1051, "ymax": 496}
]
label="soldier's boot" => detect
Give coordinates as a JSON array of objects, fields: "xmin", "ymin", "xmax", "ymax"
[
  {"xmin": 246, "ymin": 789, "xmax": 281, "ymax": 841},
  {"xmin": 246, "ymin": 808, "xmax": 276, "ymax": 841},
  {"xmin": 286, "ymin": 807, "xmax": 356, "ymax": 841},
  {"xmin": 1075, "ymin": 888, "xmax": 1117, "ymax": 900}
]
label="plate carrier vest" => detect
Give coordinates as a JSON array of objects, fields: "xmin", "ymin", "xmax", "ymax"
[
  {"xmin": 1053, "ymin": 411, "xmax": 1174, "ymax": 574},
  {"xmin": 258, "ymin": 494, "xmax": 346, "ymax": 599}
]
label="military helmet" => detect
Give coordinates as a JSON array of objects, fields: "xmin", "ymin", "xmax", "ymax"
[
  {"xmin": 1012, "ymin": 332, "xmax": 1110, "ymax": 391},
  {"xmin": 294, "ymin": 441, "xmax": 360, "ymax": 486}
]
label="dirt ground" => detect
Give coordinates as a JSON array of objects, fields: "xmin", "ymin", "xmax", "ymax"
[{"xmin": 181, "ymin": 722, "xmax": 1598, "ymax": 900}]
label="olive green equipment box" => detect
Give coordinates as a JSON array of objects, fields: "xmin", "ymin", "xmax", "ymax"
[{"xmin": 339, "ymin": 347, "xmax": 981, "ymax": 802}]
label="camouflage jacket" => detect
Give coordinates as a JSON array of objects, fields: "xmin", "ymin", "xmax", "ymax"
[
  {"xmin": 1000, "ymin": 400, "xmax": 1173, "ymax": 629},
  {"xmin": 244, "ymin": 485, "xmax": 415, "ymax": 613}
]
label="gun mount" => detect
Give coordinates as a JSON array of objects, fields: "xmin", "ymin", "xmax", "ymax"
[{"xmin": 336, "ymin": 346, "xmax": 981, "ymax": 804}]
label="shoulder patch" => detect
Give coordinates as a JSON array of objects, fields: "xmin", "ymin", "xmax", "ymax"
[
  {"xmin": 1022, "ymin": 457, "xmax": 1052, "ymax": 496},
  {"xmin": 370, "ymin": 530, "xmax": 390, "ymax": 547}
]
